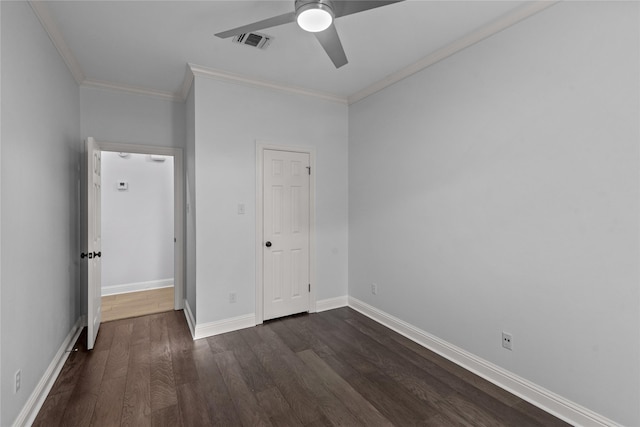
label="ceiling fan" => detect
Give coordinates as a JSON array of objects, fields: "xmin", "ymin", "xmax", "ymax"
[{"xmin": 215, "ymin": 0, "xmax": 404, "ymax": 68}]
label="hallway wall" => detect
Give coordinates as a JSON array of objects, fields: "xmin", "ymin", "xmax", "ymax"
[{"xmin": 101, "ymin": 152, "xmax": 174, "ymax": 294}]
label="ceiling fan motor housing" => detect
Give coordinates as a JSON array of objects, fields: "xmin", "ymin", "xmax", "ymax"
[{"xmin": 295, "ymin": 0, "xmax": 335, "ymax": 15}]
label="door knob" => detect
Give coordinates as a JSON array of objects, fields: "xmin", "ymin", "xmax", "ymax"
[
  {"xmin": 93, "ymin": 251, "xmax": 102, "ymax": 258},
  {"xmin": 81, "ymin": 252, "xmax": 93, "ymax": 259},
  {"xmin": 265, "ymin": 241, "xmax": 272, "ymax": 247}
]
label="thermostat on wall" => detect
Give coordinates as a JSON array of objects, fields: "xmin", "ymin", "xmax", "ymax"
[{"xmin": 117, "ymin": 181, "xmax": 129, "ymax": 191}]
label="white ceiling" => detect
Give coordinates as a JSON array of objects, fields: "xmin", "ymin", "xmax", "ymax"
[{"xmin": 42, "ymin": 1, "xmax": 536, "ymax": 100}]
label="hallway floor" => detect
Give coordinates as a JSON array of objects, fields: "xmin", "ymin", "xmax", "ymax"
[{"xmin": 101, "ymin": 287, "xmax": 174, "ymax": 322}]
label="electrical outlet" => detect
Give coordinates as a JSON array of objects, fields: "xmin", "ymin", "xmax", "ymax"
[
  {"xmin": 229, "ymin": 292, "xmax": 237, "ymax": 303},
  {"xmin": 502, "ymin": 332, "xmax": 513, "ymax": 350},
  {"xmin": 14, "ymin": 369, "xmax": 21, "ymax": 393},
  {"xmin": 371, "ymin": 283, "xmax": 378, "ymax": 295}
]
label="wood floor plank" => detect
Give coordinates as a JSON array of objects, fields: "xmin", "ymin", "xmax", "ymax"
[
  {"xmin": 90, "ymin": 375, "xmax": 127, "ymax": 426},
  {"xmin": 62, "ymin": 347, "xmax": 109, "ymax": 426},
  {"xmin": 268, "ymin": 317, "xmax": 309, "ymax": 352},
  {"xmin": 214, "ymin": 351, "xmax": 273, "ymax": 426},
  {"xmin": 349, "ymin": 370, "xmax": 436, "ymax": 424},
  {"xmin": 193, "ymin": 346, "xmax": 244, "ymax": 426},
  {"xmin": 32, "ymin": 390, "xmax": 73, "ymax": 427},
  {"xmin": 219, "ymin": 331, "xmax": 275, "ymax": 393},
  {"xmin": 72, "ymin": 349, "xmax": 109, "ymax": 395},
  {"xmin": 151, "ymin": 404, "xmax": 183, "ymax": 427},
  {"xmin": 242, "ymin": 328, "xmax": 323, "ymax": 425},
  {"xmin": 306, "ymin": 314, "xmax": 379, "ymax": 375},
  {"xmin": 256, "ymin": 386, "xmax": 297, "ymax": 419},
  {"xmin": 167, "ymin": 312, "xmax": 199, "ymax": 386},
  {"xmin": 121, "ymin": 342, "xmax": 151, "ymax": 427},
  {"xmin": 35, "ymin": 308, "xmax": 570, "ymax": 427},
  {"xmin": 205, "ymin": 333, "xmax": 229, "ymax": 354},
  {"xmin": 103, "ymin": 322, "xmax": 133, "ymax": 380},
  {"xmin": 175, "ymin": 381, "xmax": 214, "ymax": 427},
  {"xmin": 131, "ymin": 315, "xmax": 151, "ymax": 347},
  {"xmin": 256, "ymin": 325, "xmax": 363, "ymax": 426},
  {"xmin": 281, "ymin": 314, "xmax": 336, "ymax": 358},
  {"xmin": 150, "ymin": 315, "xmax": 178, "ymax": 412},
  {"xmin": 513, "ymin": 400, "xmax": 574, "ymax": 427},
  {"xmin": 60, "ymin": 391, "xmax": 99, "ymax": 427},
  {"xmin": 297, "ymin": 348, "xmax": 394, "ymax": 426},
  {"xmin": 303, "ymin": 414, "xmax": 333, "ymax": 427},
  {"xmin": 46, "ymin": 349, "xmax": 87, "ymax": 396},
  {"xmin": 92, "ymin": 321, "xmax": 116, "ymax": 352}
]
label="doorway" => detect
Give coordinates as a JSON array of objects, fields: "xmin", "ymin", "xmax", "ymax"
[
  {"xmin": 85, "ymin": 138, "xmax": 184, "ymax": 349},
  {"xmin": 255, "ymin": 142, "xmax": 317, "ymax": 323},
  {"xmin": 100, "ymin": 151, "xmax": 175, "ymax": 321}
]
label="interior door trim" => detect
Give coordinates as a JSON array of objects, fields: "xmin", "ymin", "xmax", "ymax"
[
  {"xmin": 256, "ymin": 141, "xmax": 317, "ymax": 324},
  {"xmin": 91, "ymin": 139, "xmax": 185, "ymax": 311}
]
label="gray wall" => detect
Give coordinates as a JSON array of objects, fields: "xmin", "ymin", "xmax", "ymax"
[
  {"xmin": 1, "ymin": 2, "xmax": 81, "ymax": 425},
  {"xmin": 348, "ymin": 2, "xmax": 639, "ymax": 425},
  {"xmin": 0, "ymin": 2, "xmax": 4, "ymax": 421},
  {"xmin": 193, "ymin": 77, "xmax": 349, "ymax": 324},
  {"xmin": 185, "ymin": 85, "xmax": 197, "ymax": 317},
  {"xmin": 101, "ymin": 152, "xmax": 174, "ymax": 291},
  {"xmin": 80, "ymin": 86, "xmax": 185, "ymax": 149}
]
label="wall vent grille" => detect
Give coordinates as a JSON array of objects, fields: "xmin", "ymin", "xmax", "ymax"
[{"xmin": 232, "ymin": 32, "xmax": 272, "ymax": 50}]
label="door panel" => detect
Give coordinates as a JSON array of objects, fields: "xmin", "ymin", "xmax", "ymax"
[
  {"xmin": 263, "ymin": 149, "xmax": 310, "ymax": 320},
  {"xmin": 87, "ymin": 137, "xmax": 102, "ymax": 350}
]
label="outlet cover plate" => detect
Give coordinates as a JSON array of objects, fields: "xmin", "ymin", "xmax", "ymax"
[{"xmin": 502, "ymin": 332, "xmax": 513, "ymax": 350}]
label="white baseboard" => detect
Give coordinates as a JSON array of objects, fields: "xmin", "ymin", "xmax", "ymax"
[
  {"xmin": 183, "ymin": 298, "xmax": 196, "ymax": 339},
  {"xmin": 188, "ymin": 296, "xmax": 347, "ymax": 340},
  {"xmin": 101, "ymin": 278, "xmax": 173, "ymax": 296},
  {"xmin": 13, "ymin": 315, "xmax": 85, "ymax": 427},
  {"xmin": 347, "ymin": 297, "xmax": 620, "ymax": 427},
  {"xmin": 193, "ymin": 313, "xmax": 256, "ymax": 340},
  {"xmin": 316, "ymin": 295, "xmax": 348, "ymax": 312}
]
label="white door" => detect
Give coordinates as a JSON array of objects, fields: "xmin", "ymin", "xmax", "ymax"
[
  {"xmin": 263, "ymin": 149, "xmax": 311, "ymax": 320},
  {"xmin": 86, "ymin": 137, "xmax": 102, "ymax": 349}
]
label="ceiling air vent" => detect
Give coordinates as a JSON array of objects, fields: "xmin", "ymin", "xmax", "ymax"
[{"xmin": 232, "ymin": 32, "xmax": 272, "ymax": 50}]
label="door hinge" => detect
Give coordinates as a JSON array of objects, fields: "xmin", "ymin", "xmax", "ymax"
[
  {"xmin": 308, "ymin": 284, "xmax": 311, "ymax": 292},
  {"xmin": 306, "ymin": 166, "xmax": 311, "ymax": 175}
]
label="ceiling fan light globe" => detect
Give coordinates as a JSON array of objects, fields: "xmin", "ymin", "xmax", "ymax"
[{"xmin": 297, "ymin": 6, "xmax": 333, "ymax": 32}]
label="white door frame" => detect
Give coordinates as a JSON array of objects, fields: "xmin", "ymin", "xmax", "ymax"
[
  {"xmin": 256, "ymin": 141, "xmax": 316, "ymax": 324},
  {"xmin": 93, "ymin": 139, "xmax": 185, "ymax": 310}
]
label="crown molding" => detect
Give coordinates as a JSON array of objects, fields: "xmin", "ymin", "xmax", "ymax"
[
  {"xmin": 81, "ymin": 79, "xmax": 181, "ymax": 102},
  {"xmin": 186, "ymin": 63, "xmax": 348, "ymax": 105},
  {"xmin": 179, "ymin": 65, "xmax": 195, "ymax": 102},
  {"xmin": 348, "ymin": 0, "xmax": 560, "ymax": 105},
  {"xmin": 29, "ymin": 1, "xmax": 85, "ymax": 85}
]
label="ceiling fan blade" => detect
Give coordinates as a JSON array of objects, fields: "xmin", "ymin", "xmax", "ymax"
[
  {"xmin": 215, "ymin": 12, "xmax": 296, "ymax": 38},
  {"xmin": 332, "ymin": 0, "xmax": 404, "ymax": 18},
  {"xmin": 314, "ymin": 24, "xmax": 348, "ymax": 68}
]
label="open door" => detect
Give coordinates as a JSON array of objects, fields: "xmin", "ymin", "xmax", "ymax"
[{"xmin": 86, "ymin": 137, "xmax": 102, "ymax": 349}]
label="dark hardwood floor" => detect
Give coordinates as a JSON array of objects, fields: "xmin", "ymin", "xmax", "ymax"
[{"xmin": 33, "ymin": 307, "xmax": 570, "ymax": 426}]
